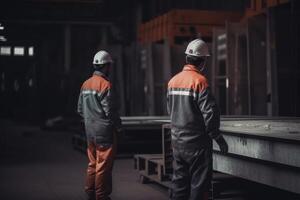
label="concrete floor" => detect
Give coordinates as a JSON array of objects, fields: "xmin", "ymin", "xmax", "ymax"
[{"xmin": 0, "ymin": 120, "xmax": 168, "ymax": 200}]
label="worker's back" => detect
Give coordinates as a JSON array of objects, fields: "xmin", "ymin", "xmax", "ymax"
[
  {"xmin": 168, "ymin": 39, "xmax": 227, "ymax": 200},
  {"xmin": 80, "ymin": 73, "xmax": 111, "ymax": 120},
  {"xmin": 167, "ymin": 64, "xmax": 217, "ymax": 148},
  {"xmin": 78, "ymin": 71, "xmax": 120, "ymax": 145}
]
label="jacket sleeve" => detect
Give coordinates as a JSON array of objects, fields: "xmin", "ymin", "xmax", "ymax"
[
  {"xmin": 197, "ymin": 86, "xmax": 221, "ymax": 140},
  {"xmin": 77, "ymin": 91, "xmax": 83, "ymax": 117},
  {"xmin": 100, "ymin": 88, "xmax": 122, "ymax": 131}
]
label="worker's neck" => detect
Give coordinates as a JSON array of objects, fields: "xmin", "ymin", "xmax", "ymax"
[{"xmin": 95, "ymin": 69, "xmax": 110, "ymax": 78}]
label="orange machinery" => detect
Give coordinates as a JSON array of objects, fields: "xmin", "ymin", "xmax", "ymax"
[
  {"xmin": 137, "ymin": 0, "xmax": 290, "ymax": 45},
  {"xmin": 137, "ymin": 10, "xmax": 243, "ymax": 45}
]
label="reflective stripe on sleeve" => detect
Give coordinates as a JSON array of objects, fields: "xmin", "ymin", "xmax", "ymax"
[
  {"xmin": 81, "ymin": 90, "xmax": 102, "ymax": 97},
  {"xmin": 168, "ymin": 90, "xmax": 198, "ymax": 98}
]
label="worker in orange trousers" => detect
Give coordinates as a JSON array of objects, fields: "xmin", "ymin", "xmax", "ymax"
[{"xmin": 78, "ymin": 50, "xmax": 122, "ymax": 200}]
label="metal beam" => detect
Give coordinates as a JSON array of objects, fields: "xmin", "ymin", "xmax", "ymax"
[
  {"xmin": 212, "ymin": 118, "xmax": 300, "ymax": 194},
  {"xmin": 213, "ymin": 153, "xmax": 300, "ymax": 194},
  {"xmin": 213, "ymin": 134, "xmax": 300, "ymax": 168}
]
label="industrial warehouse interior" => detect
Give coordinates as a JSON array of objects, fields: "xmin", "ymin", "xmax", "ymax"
[{"xmin": 0, "ymin": 0, "xmax": 300, "ymax": 200}]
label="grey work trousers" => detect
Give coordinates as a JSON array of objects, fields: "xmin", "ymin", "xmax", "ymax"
[{"xmin": 170, "ymin": 146, "xmax": 212, "ymax": 200}]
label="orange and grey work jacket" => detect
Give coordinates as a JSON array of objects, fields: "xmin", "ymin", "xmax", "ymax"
[
  {"xmin": 167, "ymin": 64, "xmax": 221, "ymax": 149},
  {"xmin": 77, "ymin": 71, "xmax": 121, "ymax": 146}
]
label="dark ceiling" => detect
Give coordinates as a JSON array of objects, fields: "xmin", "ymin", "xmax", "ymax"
[{"xmin": 0, "ymin": 0, "xmax": 134, "ymax": 22}]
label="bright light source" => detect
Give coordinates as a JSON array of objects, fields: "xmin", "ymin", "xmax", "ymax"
[
  {"xmin": 28, "ymin": 46, "xmax": 34, "ymax": 56},
  {"xmin": 29, "ymin": 79, "xmax": 33, "ymax": 87},
  {"xmin": 217, "ymin": 44, "xmax": 226, "ymax": 51},
  {"xmin": 14, "ymin": 47, "xmax": 24, "ymax": 56},
  {"xmin": 0, "ymin": 23, "xmax": 4, "ymax": 30},
  {"xmin": 0, "ymin": 46, "xmax": 11, "ymax": 55},
  {"xmin": 226, "ymin": 78, "xmax": 229, "ymax": 89},
  {"xmin": 218, "ymin": 34, "xmax": 226, "ymax": 41},
  {"xmin": 0, "ymin": 36, "xmax": 7, "ymax": 42},
  {"xmin": 14, "ymin": 80, "xmax": 19, "ymax": 92}
]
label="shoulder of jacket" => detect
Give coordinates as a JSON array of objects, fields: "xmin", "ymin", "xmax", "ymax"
[
  {"xmin": 194, "ymin": 73, "xmax": 207, "ymax": 83},
  {"xmin": 168, "ymin": 71, "xmax": 185, "ymax": 84},
  {"xmin": 82, "ymin": 76, "xmax": 111, "ymax": 91},
  {"xmin": 81, "ymin": 78, "xmax": 91, "ymax": 89},
  {"xmin": 100, "ymin": 76, "xmax": 112, "ymax": 90},
  {"xmin": 193, "ymin": 73, "xmax": 208, "ymax": 91}
]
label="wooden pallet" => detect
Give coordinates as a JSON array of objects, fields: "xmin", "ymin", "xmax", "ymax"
[
  {"xmin": 134, "ymin": 154, "xmax": 171, "ymax": 188},
  {"xmin": 134, "ymin": 154, "xmax": 245, "ymax": 199},
  {"xmin": 134, "ymin": 124, "xmax": 248, "ymax": 200}
]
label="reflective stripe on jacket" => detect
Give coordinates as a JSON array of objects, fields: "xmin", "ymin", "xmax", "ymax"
[
  {"xmin": 77, "ymin": 71, "xmax": 121, "ymax": 146},
  {"xmin": 167, "ymin": 64, "xmax": 221, "ymax": 149}
]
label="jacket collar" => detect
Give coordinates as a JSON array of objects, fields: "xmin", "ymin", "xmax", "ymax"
[
  {"xmin": 183, "ymin": 64, "xmax": 201, "ymax": 73},
  {"xmin": 93, "ymin": 70, "xmax": 109, "ymax": 81}
]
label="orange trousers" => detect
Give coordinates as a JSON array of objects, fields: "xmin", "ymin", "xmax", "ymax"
[{"xmin": 85, "ymin": 142, "xmax": 115, "ymax": 200}]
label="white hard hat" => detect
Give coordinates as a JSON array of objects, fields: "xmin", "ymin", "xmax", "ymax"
[
  {"xmin": 185, "ymin": 39, "xmax": 210, "ymax": 57},
  {"xmin": 93, "ymin": 50, "xmax": 113, "ymax": 65}
]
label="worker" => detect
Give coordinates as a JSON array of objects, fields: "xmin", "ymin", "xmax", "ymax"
[
  {"xmin": 77, "ymin": 50, "xmax": 122, "ymax": 200},
  {"xmin": 167, "ymin": 39, "xmax": 228, "ymax": 200}
]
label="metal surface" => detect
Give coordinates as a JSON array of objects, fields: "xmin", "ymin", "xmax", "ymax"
[
  {"xmin": 220, "ymin": 122, "xmax": 300, "ymax": 161},
  {"xmin": 214, "ymin": 133, "xmax": 300, "ymax": 168},
  {"xmin": 75, "ymin": 116, "xmax": 300, "ymax": 193},
  {"xmin": 220, "ymin": 119, "xmax": 300, "ymax": 140},
  {"xmin": 72, "ymin": 116, "xmax": 300, "ymax": 194},
  {"xmin": 160, "ymin": 117, "xmax": 300, "ymax": 194},
  {"xmin": 121, "ymin": 116, "xmax": 169, "ymax": 130},
  {"xmin": 213, "ymin": 153, "xmax": 300, "ymax": 194},
  {"xmin": 214, "ymin": 118, "xmax": 300, "ymax": 194}
]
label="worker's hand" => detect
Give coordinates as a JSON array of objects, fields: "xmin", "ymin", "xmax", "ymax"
[{"xmin": 215, "ymin": 136, "xmax": 228, "ymax": 153}]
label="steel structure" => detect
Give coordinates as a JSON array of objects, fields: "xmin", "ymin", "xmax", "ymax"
[
  {"xmin": 214, "ymin": 118, "xmax": 300, "ymax": 194},
  {"xmin": 73, "ymin": 116, "xmax": 300, "ymax": 193}
]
